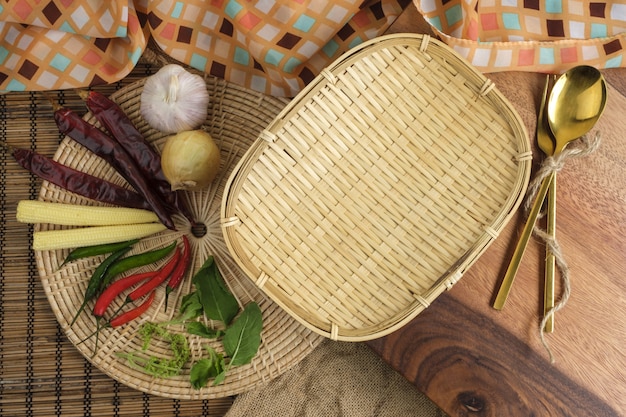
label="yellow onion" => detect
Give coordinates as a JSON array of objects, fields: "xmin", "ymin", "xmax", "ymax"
[{"xmin": 160, "ymin": 130, "xmax": 220, "ymax": 191}]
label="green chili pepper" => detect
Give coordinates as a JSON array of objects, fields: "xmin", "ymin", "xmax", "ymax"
[
  {"xmin": 60, "ymin": 239, "xmax": 140, "ymax": 267},
  {"xmin": 99, "ymin": 241, "xmax": 177, "ymax": 289},
  {"xmin": 70, "ymin": 246, "xmax": 132, "ymax": 326}
]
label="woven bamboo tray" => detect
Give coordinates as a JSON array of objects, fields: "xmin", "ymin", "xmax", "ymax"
[
  {"xmin": 221, "ymin": 33, "xmax": 532, "ymax": 341},
  {"xmin": 34, "ymin": 75, "xmax": 324, "ymax": 399}
]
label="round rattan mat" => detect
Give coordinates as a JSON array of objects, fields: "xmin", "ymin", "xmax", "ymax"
[{"xmin": 34, "ymin": 75, "xmax": 324, "ymax": 399}]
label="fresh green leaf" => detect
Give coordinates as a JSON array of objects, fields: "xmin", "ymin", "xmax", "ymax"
[
  {"xmin": 223, "ymin": 302, "xmax": 263, "ymax": 367},
  {"xmin": 189, "ymin": 347, "xmax": 225, "ymax": 389},
  {"xmin": 192, "ymin": 256, "xmax": 239, "ymax": 325},
  {"xmin": 213, "ymin": 368, "xmax": 227, "ymax": 386},
  {"xmin": 208, "ymin": 347, "xmax": 226, "ymax": 386},
  {"xmin": 188, "ymin": 303, "xmax": 262, "ymax": 389},
  {"xmin": 178, "ymin": 291, "xmax": 203, "ymax": 322},
  {"xmin": 186, "ymin": 321, "xmax": 224, "ymax": 339},
  {"xmin": 190, "ymin": 359, "xmax": 213, "ymax": 389}
]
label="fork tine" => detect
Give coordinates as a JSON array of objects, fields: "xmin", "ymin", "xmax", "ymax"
[
  {"xmin": 537, "ymin": 74, "xmax": 556, "ymax": 155},
  {"xmin": 537, "ymin": 75, "xmax": 549, "ymax": 130}
]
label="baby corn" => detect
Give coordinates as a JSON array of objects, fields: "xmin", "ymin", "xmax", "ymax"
[
  {"xmin": 32, "ymin": 223, "xmax": 168, "ymax": 251},
  {"xmin": 17, "ymin": 200, "xmax": 159, "ymax": 226}
]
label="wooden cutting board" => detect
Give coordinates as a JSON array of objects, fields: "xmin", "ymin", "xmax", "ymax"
[{"xmin": 368, "ymin": 65, "xmax": 626, "ymax": 417}]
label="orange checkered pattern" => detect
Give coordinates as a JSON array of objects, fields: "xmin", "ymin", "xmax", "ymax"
[
  {"xmin": 0, "ymin": 0, "xmax": 410, "ymax": 95},
  {"xmin": 0, "ymin": 0, "xmax": 130, "ymax": 37},
  {"xmin": 3, "ymin": 1, "xmax": 625, "ymax": 95},
  {"xmin": 414, "ymin": 0, "xmax": 626, "ymax": 73},
  {"xmin": 143, "ymin": 0, "xmax": 410, "ymax": 96}
]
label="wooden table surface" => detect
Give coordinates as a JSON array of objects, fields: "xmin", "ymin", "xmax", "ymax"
[{"xmin": 368, "ymin": 6, "xmax": 626, "ymax": 417}]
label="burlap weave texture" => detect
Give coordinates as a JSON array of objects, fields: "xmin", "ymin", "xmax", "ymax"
[{"xmin": 225, "ymin": 340, "xmax": 446, "ymax": 417}]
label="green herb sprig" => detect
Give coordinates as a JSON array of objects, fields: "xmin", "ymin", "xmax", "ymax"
[
  {"xmin": 116, "ymin": 255, "xmax": 263, "ymax": 388},
  {"xmin": 115, "ymin": 322, "xmax": 190, "ymax": 378}
]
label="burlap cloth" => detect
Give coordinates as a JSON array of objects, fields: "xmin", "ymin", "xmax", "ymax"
[{"xmin": 224, "ymin": 340, "xmax": 446, "ymax": 417}]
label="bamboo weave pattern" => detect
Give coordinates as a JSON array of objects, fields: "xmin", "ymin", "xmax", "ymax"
[{"xmin": 223, "ymin": 34, "xmax": 532, "ymax": 341}]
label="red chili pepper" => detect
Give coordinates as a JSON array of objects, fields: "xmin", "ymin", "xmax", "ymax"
[
  {"xmin": 109, "ymin": 290, "xmax": 156, "ymax": 328},
  {"xmin": 165, "ymin": 235, "xmax": 191, "ymax": 310},
  {"xmin": 52, "ymin": 106, "xmax": 175, "ymax": 230},
  {"xmin": 127, "ymin": 246, "xmax": 181, "ymax": 302},
  {"xmin": 82, "ymin": 270, "xmax": 156, "ymax": 354},
  {"xmin": 2, "ymin": 142, "xmax": 150, "ymax": 210},
  {"xmin": 81, "ymin": 90, "xmax": 196, "ymax": 224},
  {"xmin": 93, "ymin": 271, "xmax": 157, "ymax": 318}
]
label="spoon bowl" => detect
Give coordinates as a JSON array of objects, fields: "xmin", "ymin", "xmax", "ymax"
[{"xmin": 547, "ymin": 65, "xmax": 607, "ymax": 154}]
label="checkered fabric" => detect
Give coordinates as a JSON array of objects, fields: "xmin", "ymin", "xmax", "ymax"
[
  {"xmin": 415, "ymin": 0, "xmax": 626, "ymax": 73},
  {"xmin": 2, "ymin": 1, "xmax": 624, "ymax": 95},
  {"xmin": 0, "ymin": 0, "xmax": 130, "ymax": 37},
  {"xmin": 0, "ymin": 0, "xmax": 410, "ymax": 95}
]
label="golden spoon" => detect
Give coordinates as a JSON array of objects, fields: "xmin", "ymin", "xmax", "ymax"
[{"xmin": 493, "ymin": 66, "xmax": 607, "ymax": 310}]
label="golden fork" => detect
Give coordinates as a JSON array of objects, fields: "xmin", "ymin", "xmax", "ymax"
[
  {"xmin": 536, "ymin": 74, "xmax": 558, "ymax": 332},
  {"xmin": 493, "ymin": 74, "xmax": 556, "ymax": 312}
]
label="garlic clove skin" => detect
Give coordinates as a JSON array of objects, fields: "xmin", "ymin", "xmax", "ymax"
[{"xmin": 141, "ymin": 64, "xmax": 210, "ymax": 134}]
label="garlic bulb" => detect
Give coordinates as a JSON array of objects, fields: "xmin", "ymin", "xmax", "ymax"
[{"xmin": 140, "ymin": 64, "xmax": 209, "ymax": 134}]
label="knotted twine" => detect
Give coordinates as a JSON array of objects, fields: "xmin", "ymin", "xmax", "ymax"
[{"xmin": 523, "ymin": 132, "xmax": 601, "ymax": 363}]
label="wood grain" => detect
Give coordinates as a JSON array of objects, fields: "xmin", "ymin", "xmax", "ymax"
[
  {"xmin": 372, "ymin": 6, "xmax": 626, "ymax": 416},
  {"xmin": 368, "ymin": 295, "xmax": 619, "ymax": 417}
]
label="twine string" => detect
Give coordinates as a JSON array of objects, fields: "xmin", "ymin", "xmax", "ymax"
[{"xmin": 523, "ymin": 132, "xmax": 601, "ymax": 363}]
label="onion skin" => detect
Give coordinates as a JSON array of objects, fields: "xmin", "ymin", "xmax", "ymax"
[{"xmin": 160, "ymin": 130, "xmax": 221, "ymax": 191}]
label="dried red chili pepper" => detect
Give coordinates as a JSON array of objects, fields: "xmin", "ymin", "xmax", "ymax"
[
  {"xmin": 2, "ymin": 142, "xmax": 150, "ymax": 210},
  {"xmin": 109, "ymin": 290, "xmax": 156, "ymax": 328},
  {"xmin": 80, "ymin": 91, "xmax": 165, "ymax": 180},
  {"xmin": 93, "ymin": 271, "xmax": 157, "ymax": 319},
  {"xmin": 81, "ymin": 90, "xmax": 196, "ymax": 224},
  {"xmin": 128, "ymin": 246, "xmax": 181, "ymax": 302},
  {"xmin": 52, "ymin": 107, "xmax": 175, "ymax": 230},
  {"xmin": 165, "ymin": 235, "xmax": 191, "ymax": 309}
]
